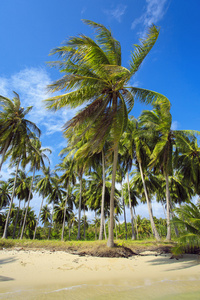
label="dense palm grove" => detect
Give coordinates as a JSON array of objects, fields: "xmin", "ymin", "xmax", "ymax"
[{"xmin": 0, "ymin": 21, "xmax": 200, "ymax": 249}]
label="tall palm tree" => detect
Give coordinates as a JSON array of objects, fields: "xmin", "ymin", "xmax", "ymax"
[
  {"xmin": 0, "ymin": 181, "xmax": 11, "ymax": 210},
  {"xmin": 46, "ymin": 174, "xmax": 65, "ymax": 239},
  {"xmin": 20, "ymin": 138, "xmax": 51, "ymax": 239},
  {"xmin": 45, "ymin": 20, "xmax": 167, "ymax": 247},
  {"xmin": 139, "ymin": 100, "xmax": 199, "ymax": 240},
  {"xmin": 56, "ymin": 158, "xmax": 76, "ymax": 240},
  {"xmin": 9, "ymin": 169, "xmax": 32, "ymax": 238},
  {"xmin": 33, "ymin": 166, "xmax": 53, "ymax": 239},
  {"xmin": 0, "ymin": 92, "xmax": 41, "ymax": 171}
]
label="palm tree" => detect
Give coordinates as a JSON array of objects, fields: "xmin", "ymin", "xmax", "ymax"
[
  {"xmin": 46, "ymin": 174, "xmax": 65, "ymax": 239},
  {"xmin": 20, "ymin": 138, "xmax": 51, "ymax": 239},
  {"xmin": 56, "ymin": 158, "xmax": 76, "ymax": 240},
  {"xmin": 0, "ymin": 92, "xmax": 41, "ymax": 171},
  {"xmin": 33, "ymin": 166, "xmax": 53, "ymax": 239},
  {"xmin": 139, "ymin": 100, "xmax": 199, "ymax": 240},
  {"xmin": 9, "ymin": 169, "xmax": 32, "ymax": 238},
  {"xmin": 40, "ymin": 204, "xmax": 51, "ymax": 238},
  {"xmin": 172, "ymin": 201, "xmax": 200, "ymax": 254},
  {"xmin": 0, "ymin": 181, "xmax": 11, "ymax": 210},
  {"xmin": 45, "ymin": 20, "xmax": 167, "ymax": 247}
]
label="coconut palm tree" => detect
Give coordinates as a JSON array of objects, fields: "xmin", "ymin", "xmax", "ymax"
[
  {"xmin": 172, "ymin": 201, "xmax": 200, "ymax": 254},
  {"xmin": 9, "ymin": 169, "xmax": 32, "ymax": 238},
  {"xmin": 40, "ymin": 204, "xmax": 51, "ymax": 238},
  {"xmin": 139, "ymin": 100, "xmax": 199, "ymax": 240},
  {"xmin": 0, "ymin": 181, "xmax": 11, "ymax": 210},
  {"xmin": 0, "ymin": 92, "xmax": 41, "ymax": 171},
  {"xmin": 46, "ymin": 174, "xmax": 65, "ymax": 239},
  {"xmin": 33, "ymin": 166, "xmax": 53, "ymax": 239},
  {"xmin": 20, "ymin": 138, "xmax": 51, "ymax": 239},
  {"xmin": 55, "ymin": 158, "xmax": 76, "ymax": 240},
  {"xmin": 45, "ymin": 20, "xmax": 167, "ymax": 247}
]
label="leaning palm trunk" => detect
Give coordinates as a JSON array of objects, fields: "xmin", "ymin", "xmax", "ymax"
[
  {"xmin": 20, "ymin": 166, "xmax": 35, "ymax": 239},
  {"xmin": 12, "ymin": 200, "xmax": 21, "ymax": 239},
  {"xmin": 121, "ymin": 182, "xmax": 127, "ymax": 240},
  {"xmin": 83, "ymin": 206, "xmax": 86, "ymax": 240},
  {"xmin": 2, "ymin": 157, "xmax": 20, "ymax": 239},
  {"xmin": 0, "ymin": 139, "xmax": 9, "ymax": 172},
  {"xmin": 99, "ymin": 149, "xmax": 106, "ymax": 240},
  {"xmin": 138, "ymin": 161, "xmax": 160, "ymax": 241},
  {"xmin": 127, "ymin": 172, "xmax": 136, "ymax": 240},
  {"xmin": 107, "ymin": 143, "xmax": 118, "ymax": 247},
  {"xmin": 61, "ymin": 191, "xmax": 68, "ymax": 241},
  {"xmin": 33, "ymin": 197, "xmax": 44, "ymax": 240},
  {"xmin": 165, "ymin": 173, "xmax": 171, "ymax": 240},
  {"xmin": 77, "ymin": 174, "xmax": 82, "ymax": 240}
]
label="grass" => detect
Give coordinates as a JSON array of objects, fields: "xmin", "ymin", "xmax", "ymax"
[{"xmin": 0, "ymin": 238, "xmax": 175, "ymax": 257}]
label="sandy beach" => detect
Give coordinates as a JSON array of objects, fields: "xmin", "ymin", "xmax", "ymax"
[{"xmin": 0, "ymin": 248, "xmax": 200, "ymax": 299}]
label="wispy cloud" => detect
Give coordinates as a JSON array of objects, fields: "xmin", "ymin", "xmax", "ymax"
[
  {"xmin": 171, "ymin": 120, "xmax": 179, "ymax": 130},
  {"xmin": 132, "ymin": 0, "xmax": 169, "ymax": 30},
  {"xmin": 104, "ymin": 4, "xmax": 127, "ymax": 23},
  {"xmin": 0, "ymin": 68, "xmax": 76, "ymax": 136}
]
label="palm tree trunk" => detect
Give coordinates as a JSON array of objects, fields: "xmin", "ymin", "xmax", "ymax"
[
  {"xmin": 17, "ymin": 200, "xmax": 26, "ymax": 238},
  {"xmin": 138, "ymin": 161, "xmax": 160, "ymax": 241},
  {"xmin": 2, "ymin": 158, "xmax": 20, "ymax": 239},
  {"xmin": 133, "ymin": 207, "xmax": 139, "ymax": 240},
  {"xmin": 20, "ymin": 166, "xmax": 35, "ymax": 239},
  {"xmin": 12, "ymin": 200, "xmax": 21, "ymax": 239},
  {"xmin": 77, "ymin": 173, "xmax": 82, "ymax": 240},
  {"xmin": 48, "ymin": 200, "xmax": 55, "ymax": 240},
  {"xmin": 95, "ymin": 210, "xmax": 97, "ymax": 240},
  {"xmin": 33, "ymin": 197, "xmax": 44, "ymax": 240},
  {"xmin": 99, "ymin": 149, "xmax": 106, "ymax": 240},
  {"xmin": 83, "ymin": 205, "xmax": 86, "ymax": 240},
  {"xmin": 104, "ymin": 219, "xmax": 107, "ymax": 240},
  {"xmin": 127, "ymin": 172, "xmax": 136, "ymax": 240},
  {"xmin": 121, "ymin": 182, "xmax": 127, "ymax": 240},
  {"xmin": 165, "ymin": 173, "xmax": 171, "ymax": 240},
  {"xmin": 0, "ymin": 139, "xmax": 9, "ymax": 172},
  {"xmin": 61, "ymin": 191, "xmax": 68, "ymax": 241},
  {"xmin": 107, "ymin": 143, "xmax": 118, "ymax": 247}
]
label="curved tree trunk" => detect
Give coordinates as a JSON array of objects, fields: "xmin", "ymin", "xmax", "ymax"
[
  {"xmin": 2, "ymin": 158, "xmax": 20, "ymax": 239},
  {"xmin": 107, "ymin": 144, "xmax": 118, "ymax": 247},
  {"xmin": 138, "ymin": 161, "xmax": 160, "ymax": 241},
  {"xmin": 127, "ymin": 172, "xmax": 136, "ymax": 240},
  {"xmin": 99, "ymin": 149, "xmax": 106, "ymax": 240},
  {"xmin": 12, "ymin": 200, "xmax": 21, "ymax": 239},
  {"xmin": 33, "ymin": 197, "xmax": 44, "ymax": 240},
  {"xmin": 165, "ymin": 173, "xmax": 171, "ymax": 240},
  {"xmin": 121, "ymin": 182, "xmax": 127, "ymax": 240},
  {"xmin": 77, "ymin": 173, "xmax": 82, "ymax": 240},
  {"xmin": 20, "ymin": 166, "xmax": 35, "ymax": 239},
  {"xmin": 61, "ymin": 191, "xmax": 68, "ymax": 241}
]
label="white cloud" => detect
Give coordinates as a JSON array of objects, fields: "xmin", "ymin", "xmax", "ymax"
[
  {"xmin": 132, "ymin": 0, "xmax": 169, "ymax": 30},
  {"xmin": 104, "ymin": 4, "xmax": 127, "ymax": 23},
  {"xmin": 0, "ymin": 68, "xmax": 76, "ymax": 136}
]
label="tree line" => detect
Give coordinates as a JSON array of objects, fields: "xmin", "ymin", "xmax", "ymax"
[{"xmin": 0, "ymin": 20, "xmax": 200, "ymax": 248}]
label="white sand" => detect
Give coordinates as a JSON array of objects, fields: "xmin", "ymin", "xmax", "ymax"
[{"xmin": 0, "ymin": 248, "xmax": 200, "ymax": 297}]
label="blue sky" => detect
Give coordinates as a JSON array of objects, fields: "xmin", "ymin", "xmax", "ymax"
[{"xmin": 0, "ymin": 0, "xmax": 200, "ymax": 220}]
